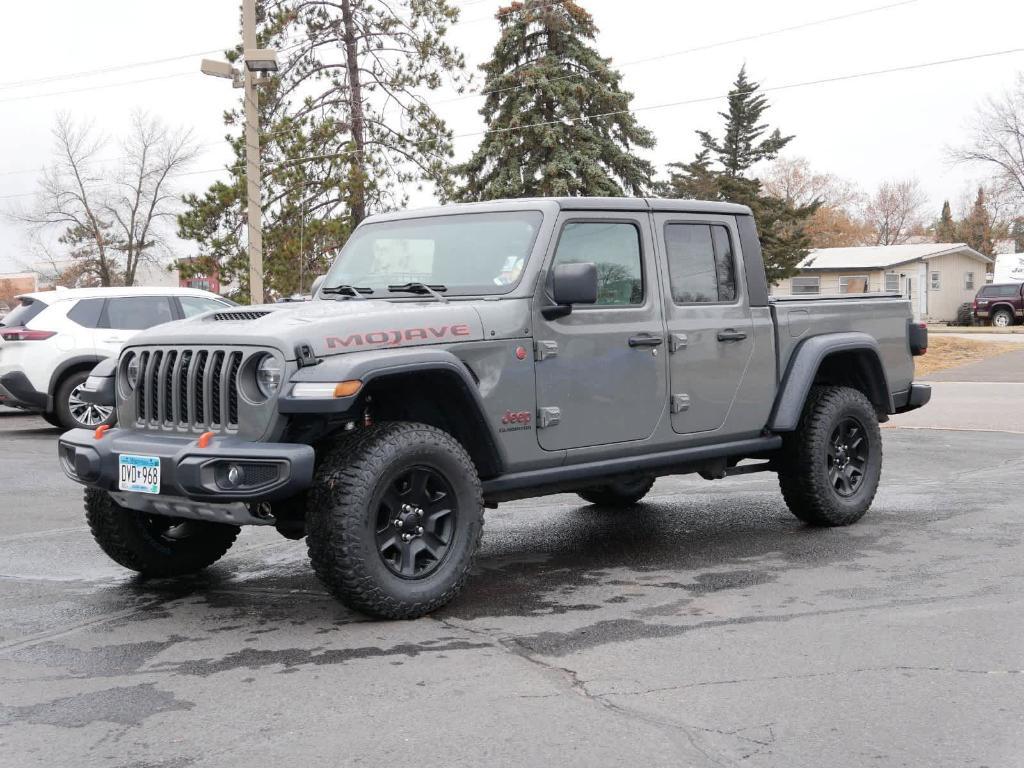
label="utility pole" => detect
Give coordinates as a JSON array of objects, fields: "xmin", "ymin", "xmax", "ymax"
[
  {"xmin": 200, "ymin": 5, "xmax": 278, "ymax": 305},
  {"xmin": 242, "ymin": 0, "xmax": 263, "ymax": 305}
]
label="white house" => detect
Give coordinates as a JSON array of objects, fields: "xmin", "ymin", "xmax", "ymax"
[{"xmin": 772, "ymin": 243, "xmax": 993, "ymax": 323}]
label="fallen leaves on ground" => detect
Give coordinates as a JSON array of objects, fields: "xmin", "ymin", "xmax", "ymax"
[{"xmin": 915, "ymin": 336, "xmax": 1017, "ymax": 377}]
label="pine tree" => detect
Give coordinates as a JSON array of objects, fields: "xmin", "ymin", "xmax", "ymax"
[
  {"xmin": 697, "ymin": 66, "xmax": 793, "ymax": 178},
  {"xmin": 456, "ymin": 0, "xmax": 655, "ymax": 200},
  {"xmin": 658, "ymin": 66, "xmax": 814, "ymax": 284},
  {"xmin": 959, "ymin": 186, "xmax": 995, "ymax": 256},
  {"xmin": 1012, "ymin": 217, "xmax": 1024, "ymax": 254},
  {"xmin": 178, "ymin": 0, "xmax": 466, "ymax": 300},
  {"xmin": 935, "ymin": 200, "xmax": 957, "ymax": 242}
]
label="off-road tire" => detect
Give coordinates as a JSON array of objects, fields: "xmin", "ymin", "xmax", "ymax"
[
  {"xmin": 991, "ymin": 308, "xmax": 1014, "ymax": 328},
  {"xmin": 85, "ymin": 489, "xmax": 239, "ymax": 576},
  {"xmin": 577, "ymin": 476, "xmax": 656, "ymax": 507},
  {"xmin": 306, "ymin": 422, "xmax": 484, "ymax": 620},
  {"xmin": 55, "ymin": 370, "xmax": 116, "ymax": 431},
  {"xmin": 776, "ymin": 386, "xmax": 882, "ymax": 527}
]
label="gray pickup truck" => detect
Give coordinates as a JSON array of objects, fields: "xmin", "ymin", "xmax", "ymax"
[{"xmin": 59, "ymin": 198, "xmax": 930, "ymax": 619}]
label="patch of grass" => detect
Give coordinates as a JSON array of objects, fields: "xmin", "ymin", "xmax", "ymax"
[{"xmin": 915, "ymin": 336, "xmax": 1017, "ymax": 377}]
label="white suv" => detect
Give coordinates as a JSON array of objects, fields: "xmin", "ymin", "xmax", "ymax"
[{"xmin": 0, "ymin": 287, "xmax": 233, "ymax": 430}]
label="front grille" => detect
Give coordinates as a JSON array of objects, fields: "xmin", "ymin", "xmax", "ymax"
[{"xmin": 133, "ymin": 347, "xmax": 248, "ymax": 431}]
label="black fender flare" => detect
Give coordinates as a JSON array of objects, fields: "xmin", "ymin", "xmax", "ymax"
[
  {"xmin": 769, "ymin": 332, "xmax": 893, "ymax": 432},
  {"xmin": 987, "ymin": 302, "xmax": 1017, "ymax": 319},
  {"xmin": 48, "ymin": 355, "xmax": 107, "ymax": 411},
  {"xmin": 280, "ymin": 347, "xmax": 505, "ymax": 474}
]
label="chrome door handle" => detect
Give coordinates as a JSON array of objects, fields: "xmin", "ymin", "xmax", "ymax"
[
  {"xmin": 628, "ymin": 334, "xmax": 664, "ymax": 348},
  {"xmin": 717, "ymin": 329, "xmax": 747, "ymax": 342}
]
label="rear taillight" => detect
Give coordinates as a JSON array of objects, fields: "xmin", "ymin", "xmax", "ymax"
[
  {"xmin": 909, "ymin": 321, "xmax": 928, "ymax": 357},
  {"xmin": 0, "ymin": 327, "xmax": 56, "ymax": 342}
]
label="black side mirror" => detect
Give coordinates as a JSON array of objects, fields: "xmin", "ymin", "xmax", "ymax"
[{"xmin": 544, "ymin": 262, "xmax": 598, "ymax": 319}]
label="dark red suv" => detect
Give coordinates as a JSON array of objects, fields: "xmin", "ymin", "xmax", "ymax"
[{"xmin": 973, "ymin": 283, "xmax": 1024, "ymax": 327}]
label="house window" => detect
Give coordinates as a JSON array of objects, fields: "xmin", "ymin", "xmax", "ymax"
[
  {"xmin": 964, "ymin": 272, "xmax": 975, "ymax": 290},
  {"xmin": 839, "ymin": 275, "xmax": 869, "ymax": 294},
  {"xmin": 931, "ymin": 271, "xmax": 941, "ymax": 290},
  {"xmin": 791, "ymin": 276, "xmax": 819, "ymax": 295},
  {"xmin": 884, "ymin": 272, "xmax": 900, "ymax": 293}
]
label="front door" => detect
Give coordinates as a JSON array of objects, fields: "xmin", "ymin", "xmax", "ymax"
[
  {"xmin": 533, "ymin": 213, "xmax": 667, "ymax": 451},
  {"xmin": 655, "ymin": 214, "xmax": 754, "ymax": 435}
]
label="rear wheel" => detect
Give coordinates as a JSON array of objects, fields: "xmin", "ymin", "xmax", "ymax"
[
  {"xmin": 992, "ymin": 308, "xmax": 1014, "ymax": 328},
  {"xmin": 306, "ymin": 422, "xmax": 484, "ymax": 619},
  {"xmin": 85, "ymin": 489, "xmax": 239, "ymax": 576},
  {"xmin": 55, "ymin": 371, "xmax": 115, "ymax": 431},
  {"xmin": 776, "ymin": 386, "xmax": 882, "ymax": 527},
  {"xmin": 577, "ymin": 476, "xmax": 655, "ymax": 507}
]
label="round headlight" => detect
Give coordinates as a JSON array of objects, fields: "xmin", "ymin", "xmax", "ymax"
[
  {"xmin": 125, "ymin": 354, "xmax": 140, "ymax": 390},
  {"xmin": 256, "ymin": 355, "xmax": 283, "ymax": 399}
]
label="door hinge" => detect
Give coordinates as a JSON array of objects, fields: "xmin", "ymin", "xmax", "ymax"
[
  {"xmin": 669, "ymin": 333, "xmax": 688, "ymax": 353},
  {"xmin": 535, "ymin": 340, "xmax": 559, "ymax": 361},
  {"xmin": 537, "ymin": 406, "xmax": 562, "ymax": 429},
  {"xmin": 670, "ymin": 394, "xmax": 691, "ymax": 414}
]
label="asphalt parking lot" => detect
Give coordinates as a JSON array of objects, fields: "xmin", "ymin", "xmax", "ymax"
[{"xmin": 2, "ymin": 402, "xmax": 1023, "ymax": 767}]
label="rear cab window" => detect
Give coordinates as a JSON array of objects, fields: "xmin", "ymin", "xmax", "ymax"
[{"xmin": 0, "ymin": 298, "xmax": 48, "ymax": 327}]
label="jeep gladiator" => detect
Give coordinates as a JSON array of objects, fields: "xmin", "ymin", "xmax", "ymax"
[{"xmin": 59, "ymin": 198, "xmax": 931, "ymax": 619}]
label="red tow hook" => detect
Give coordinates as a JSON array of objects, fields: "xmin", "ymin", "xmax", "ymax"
[
  {"xmin": 94, "ymin": 425, "xmax": 112, "ymax": 440},
  {"xmin": 197, "ymin": 431, "xmax": 215, "ymax": 449}
]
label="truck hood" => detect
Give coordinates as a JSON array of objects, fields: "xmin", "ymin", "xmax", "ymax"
[{"xmin": 127, "ymin": 299, "xmax": 485, "ymax": 360}]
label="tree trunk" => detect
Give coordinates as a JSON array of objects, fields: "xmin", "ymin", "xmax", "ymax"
[{"xmin": 341, "ymin": 0, "xmax": 367, "ymax": 227}]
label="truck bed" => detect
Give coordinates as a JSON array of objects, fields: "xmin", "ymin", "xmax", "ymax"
[{"xmin": 770, "ymin": 295, "xmax": 915, "ymax": 398}]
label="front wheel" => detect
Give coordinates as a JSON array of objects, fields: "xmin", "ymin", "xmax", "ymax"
[
  {"xmin": 306, "ymin": 422, "xmax": 484, "ymax": 619},
  {"xmin": 776, "ymin": 386, "xmax": 883, "ymax": 527},
  {"xmin": 85, "ymin": 489, "xmax": 239, "ymax": 576},
  {"xmin": 992, "ymin": 308, "xmax": 1014, "ymax": 328}
]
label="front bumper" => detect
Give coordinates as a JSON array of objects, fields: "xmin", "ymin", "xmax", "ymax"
[
  {"xmin": 57, "ymin": 428, "xmax": 315, "ymax": 504},
  {"xmin": 893, "ymin": 383, "xmax": 932, "ymax": 414},
  {"xmin": 0, "ymin": 371, "xmax": 47, "ymax": 411}
]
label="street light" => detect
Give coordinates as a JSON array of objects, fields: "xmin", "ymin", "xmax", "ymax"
[{"xmin": 198, "ymin": 0, "xmax": 279, "ymax": 305}]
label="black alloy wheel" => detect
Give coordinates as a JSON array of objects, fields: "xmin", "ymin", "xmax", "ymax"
[
  {"xmin": 827, "ymin": 417, "xmax": 870, "ymax": 498},
  {"xmin": 375, "ymin": 466, "xmax": 457, "ymax": 579}
]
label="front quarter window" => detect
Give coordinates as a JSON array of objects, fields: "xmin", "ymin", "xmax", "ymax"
[{"xmin": 322, "ymin": 211, "xmax": 544, "ymax": 297}]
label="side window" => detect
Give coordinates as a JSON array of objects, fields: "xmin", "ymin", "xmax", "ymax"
[
  {"xmin": 1000, "ymin": 285, "xmax": 1019, "ymax": 297},
  {"xmin": 66, "ymin": 298, "xmax": 105, "ymax": 328},
  {"xmin": 179, "ymin": 296, "xmax": 229, "ymax": 318},
  {"xmin": 964, "ymin": 272, "xmax": 975, "ymax": 290},
  {"xmin": 104, "ymin": 297, "xmax": 175, "ymax": 330},
  {"xmin": 552, "ymin": 222, "xmax": 643, "ymax": 306},
  {"xmin": 664, "ymin": 223, "xmax": 737, "ymax": 304}
]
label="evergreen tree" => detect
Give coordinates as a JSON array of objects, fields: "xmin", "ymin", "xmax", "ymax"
[
  {"xmin": 697, "ymin": 66, "xmax": 793, "ymax": 179},
  {"xmin": 1011, "ymin": 217, "xmax": 1024, "ymax": 254},
  {"xmin": 178, "ymin": 0, "xmax": 466, "ymax": 300},
  {"xmin": 935, "ymin": 200, "xmax": 957, "ymax": 242},
  {"xmin": 456, "ymin": 0, "xmax": 655, "ymax": 200},
  {"xmin": 959, "ymin": 186, "xmax": 995, "ymax": 256},
  {"xmin": 657, "ymin": 66, "xmax": 814, "ymax": 284}
]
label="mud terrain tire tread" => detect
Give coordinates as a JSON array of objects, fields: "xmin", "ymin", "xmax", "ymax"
[{"xmin": 306, "ymin": 422, "xmax": 484, "ymax": 620}]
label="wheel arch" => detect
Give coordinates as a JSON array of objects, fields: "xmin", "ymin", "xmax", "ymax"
[
  {"xmin": 47, "ymin": 355, "xmax": 106, "ymax": 412},
  {"xmin": 287, "ymin": 347, "xmax": 505, "ymax": 479},
  {"xmin": 988, "ymin": 303, "xmax": 1016, "ymax": 323},
  {"xmin": 769, "ymin": 333, "xmax": 893, "ymax": 432}
]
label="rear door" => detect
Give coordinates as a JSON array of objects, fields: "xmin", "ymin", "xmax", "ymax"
[
  {"xmin": 654, "ymin": 214, "xmax": 755, "ymax": 435},
  {"xmin": 95, "ymin": 296, "xmax": 177, "ymax": 358},
  {"xmin": 533, "ymin": 212, "xmax": 667, "ymax": 451}
]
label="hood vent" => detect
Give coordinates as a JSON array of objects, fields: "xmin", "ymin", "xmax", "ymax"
[{"xmin": 211, "ymin": 310, "xmax": 272, "ymax": 322}]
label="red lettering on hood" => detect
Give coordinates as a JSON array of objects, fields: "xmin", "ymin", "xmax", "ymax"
[{"xmin": 325, "ymin": 323, "xmax": 473, "ymax": 350}]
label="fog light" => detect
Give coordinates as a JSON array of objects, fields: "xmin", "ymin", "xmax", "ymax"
[{"xmin": 217, "ymin": 463, "xmax": 245, "ymax": 489}]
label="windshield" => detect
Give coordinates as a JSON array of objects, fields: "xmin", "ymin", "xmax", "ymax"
[
  {"xmin": 322, "ymin": 211, "xmax": 544, "ymax": 297},
  {"xmin": 0, "ymin": 298, "xmax": 47, "ymax": 327}
]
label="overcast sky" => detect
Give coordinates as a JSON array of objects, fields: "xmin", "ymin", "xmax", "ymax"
[{"xmin": 2, "ymin": 0, "xmax": 1023, "ymax": 274}]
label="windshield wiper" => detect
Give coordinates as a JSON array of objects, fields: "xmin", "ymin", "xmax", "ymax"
[
  {"xmin": 387, "ymin": 282, "xmax": 449, "ymax": 303},
  {"xmin": 320, "ymin": 284, "xmax": 374, "ymax": 299}
]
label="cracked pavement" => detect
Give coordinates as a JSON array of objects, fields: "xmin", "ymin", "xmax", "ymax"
[{"xmin": 1, "ymin": 406, "xmax": 1023, "ymax": 767}]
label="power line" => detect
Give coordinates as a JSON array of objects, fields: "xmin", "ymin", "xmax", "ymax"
[
  {"xmin": 435, "ymin": 0, "xmax": 918, "ymax": 104},
  {"xmin": 0, "ymin": 71, "xmax": 194, "ymax": 104},
  {"xmin": 0, "ymin": 49, "xmax": 221, "ymax": 91}
]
